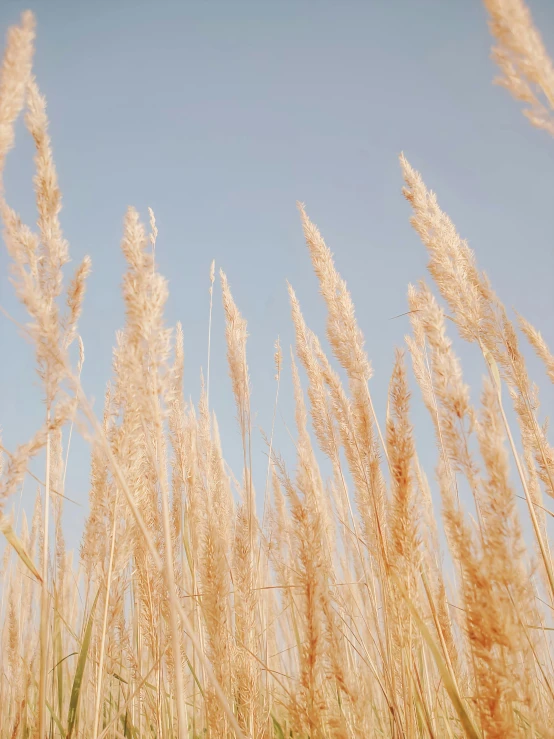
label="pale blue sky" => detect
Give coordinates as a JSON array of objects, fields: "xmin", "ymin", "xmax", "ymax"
[{"xmin": 1, "ymin": 0, "xmax": 553, "ymax": 553}]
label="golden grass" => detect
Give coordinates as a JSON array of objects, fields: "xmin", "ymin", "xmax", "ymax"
[{"xmin": 1, "ymin": 1, "xmax": 554, "ymax": 736}]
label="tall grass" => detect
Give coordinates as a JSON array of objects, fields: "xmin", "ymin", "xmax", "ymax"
[{"xmin": 1, "ymin": 1, "xmax": 554, "ymax": 736}]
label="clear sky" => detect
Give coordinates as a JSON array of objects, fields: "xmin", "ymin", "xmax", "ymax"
[{"xmin": 1, "ymin": 0, "xmax": 553, "ymax": 554}]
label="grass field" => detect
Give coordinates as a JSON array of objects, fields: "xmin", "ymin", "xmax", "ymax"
[{"xmin": 1, "ymin": 1, "xmax": 554, "ymax": 736}]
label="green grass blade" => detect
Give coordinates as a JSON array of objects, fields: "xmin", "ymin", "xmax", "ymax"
[
  {"xmin": 66, "ymin": 586, "xmax": 100, "ymax": 739},
  {"xmin": 185, "ymin": 654, "xmax": 204, "ymax": 698},
  {"xmin": 54, "ymin": 602, "xmax": 64, "ymax": 719},
  {"xmin": 121, "ymin": 709, "xmax": 138, "ymax": 738},
  {"xmin": 46, "ymin": 698, "xmax": 67, "ymax": 736},
  {"xmin": 272, "ymin": 714, "xmax": 286, "ymax": 739},
  {"xmin": 50, "ymin": 652, "xmax": 78, "ymax": 673}
]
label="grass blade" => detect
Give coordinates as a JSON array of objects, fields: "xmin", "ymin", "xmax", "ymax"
[
  {"xmin": 46, "ymin": 698, "xmax": 67, "ymax": 737},
  {"xmin": 0, "ymin": 512, "xmax": 42, "ymax": 582},
  {"xmin": 271, "ymin": 714, "xmax": 286, "ymax": 739},
  {"xmin": 67, "ymin": 586, "xmax": 100, "ymax": 739},
  {"xmin": 394, "ymin": 574, "xmax": 482, "ymax": 739}
]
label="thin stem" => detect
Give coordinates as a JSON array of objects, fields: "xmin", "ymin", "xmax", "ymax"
[
  {"xmin": 38, "ymin": 407, "xmax": 51, "ymax": 739},
  {"xmin": 92, "ymin": 489, "xmax": 120, "ymax": 739},
  {"xmin": 207, "ymin": 259, "xmax": 215, "ymax": 408}
]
